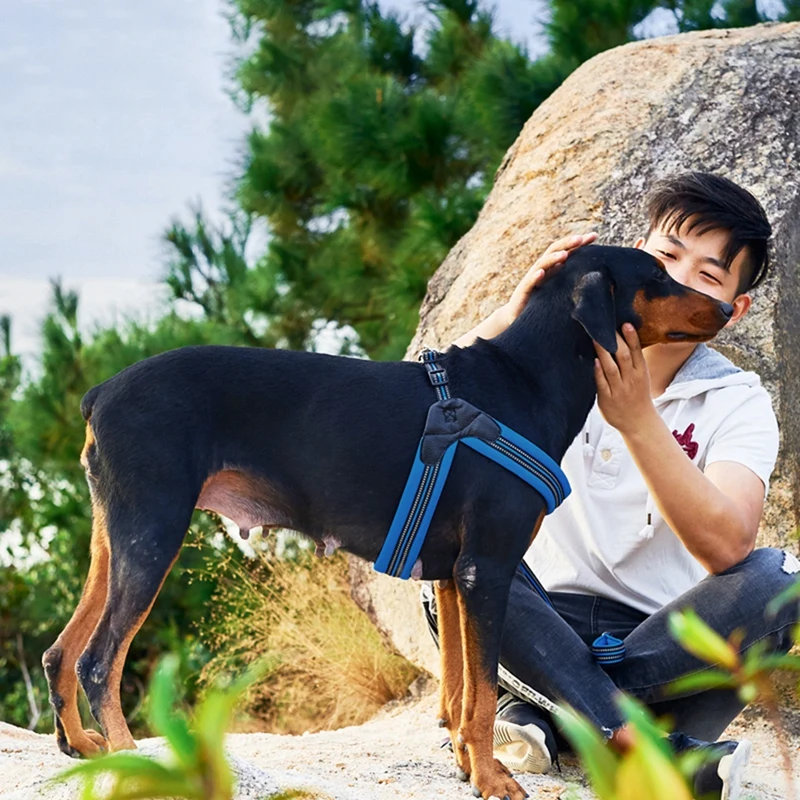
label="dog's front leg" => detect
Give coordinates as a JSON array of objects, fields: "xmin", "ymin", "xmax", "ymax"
[
  {"xmin": 434, "ymin": 579, "xmax": 471, "ymax": 780},
  {"xmin": 454, "ymin": 556, "xmax": 526, "ymax": 800}
]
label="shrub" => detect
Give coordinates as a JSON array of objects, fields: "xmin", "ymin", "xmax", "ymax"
[{"xmin": 199, "ymin": 537, "xmax": 421, "ymax": 734}]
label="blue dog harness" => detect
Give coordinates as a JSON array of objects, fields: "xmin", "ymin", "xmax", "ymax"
[{"xmin": 374, "ymin": 349, "xmax": 572, "ymax": 580}]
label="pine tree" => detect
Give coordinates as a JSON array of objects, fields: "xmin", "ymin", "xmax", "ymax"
[
  {"xmin": 222, "ymin": 0, "xmax": 792, "ymax": 360},
  {"xmin": 228, "ymin": 0, "xmax": 554, "ymax": 359}
]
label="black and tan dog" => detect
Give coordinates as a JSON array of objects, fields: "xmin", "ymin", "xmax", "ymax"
[{"xmin": 43, "ymin": 245, "xmax": 732, "ymax": 800}]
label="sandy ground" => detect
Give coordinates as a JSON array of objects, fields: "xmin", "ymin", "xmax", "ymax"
[{"xmin": 1, "ymin": 689, "xmax": 797, "ymax": 800}]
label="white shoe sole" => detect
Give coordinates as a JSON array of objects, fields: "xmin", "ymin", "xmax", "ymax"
[
  {"xmin": 718, "ymin": 739, "xmax": 751, "ymax": 800},
  {"xmin": 493, "ymin": 720, "xmax": 552, "ymax": 774}
]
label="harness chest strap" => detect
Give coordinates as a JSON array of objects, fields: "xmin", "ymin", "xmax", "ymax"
[{"xmin": 374, "ymin": 350, "xmax": 571, "ymax": 580}]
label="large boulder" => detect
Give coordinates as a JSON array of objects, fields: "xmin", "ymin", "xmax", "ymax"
[{"xmin": 351, "ymin": 22, "xmax": 800, "ymax": 677}]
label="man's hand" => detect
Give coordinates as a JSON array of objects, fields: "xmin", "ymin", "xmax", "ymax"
[
  {"xmin": 504, "ymin": 232, "xmax": 597, "ymax": 324},
  {"xmin": 451, "ymin": 232, "xmax": 597, "ymax": 348},
  {"xmin": 594, "ymin": 323, "xmax": 655, "ymax": 433}
]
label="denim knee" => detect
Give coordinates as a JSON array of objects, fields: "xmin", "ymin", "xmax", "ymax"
[
  {"xmin": 734, "ymin": 547, "xmax": 800, "ymax": 650},
  {"xmin": 732, "ymin": 547, "xmax": 800, "ymax": 593}
]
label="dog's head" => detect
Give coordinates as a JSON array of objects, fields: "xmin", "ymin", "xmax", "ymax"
[{"xmin": 564, "ymin": 245, "xmax": 733, "ymax": 353}]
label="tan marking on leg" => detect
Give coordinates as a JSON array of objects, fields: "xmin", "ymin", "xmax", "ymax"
[
  {"xmin": 435, "ymin": 579, "xmax": 471, "ymax": 777},
  {"xmin": 96, "ymin": 553, "xmax": 180, "ymax": 752},
  {"xmin": 79, "ymin": 423, "xmax": 95, "ymax": 472},
  {"xmin": 458, "ymin": 592, "xmax": 525, "ymax": 800},
  {"xmin": 44, "ymin": 499, "xmax": 110, "ymax": 756}
]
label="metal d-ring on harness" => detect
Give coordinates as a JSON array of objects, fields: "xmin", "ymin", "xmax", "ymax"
[{"xmin": 374, "ymin": 348, "xmax": 572, "ymax": 581}]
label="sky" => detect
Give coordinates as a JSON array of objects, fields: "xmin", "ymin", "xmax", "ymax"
[
  {"xmin": 1, "ymin": 0, "xmax": 244, "ymax": 364},
  {"xmin": 0, "ymin": 0, "xmax": 560, "ymax": 367}
]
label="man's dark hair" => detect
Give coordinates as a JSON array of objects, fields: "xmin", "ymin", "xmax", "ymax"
[{"xmin": 645, "ymin": 172, "xmax": 772, "ymax": 292}]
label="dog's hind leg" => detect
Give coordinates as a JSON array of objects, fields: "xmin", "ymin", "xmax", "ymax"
[
  {"xmin": 42, "ymin": 505, "xmax": 112, "ymax": 757},
  {"xmin": 435, "ymin": 579, "xmax": 472, "ymax": 780},
  {"xmin": 75, "ymin": 497, "xmax": 193, "ymax": 753}
]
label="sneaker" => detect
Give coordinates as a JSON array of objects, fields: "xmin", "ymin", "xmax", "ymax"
[
  {"xmin": 493, "ymin": 695, "xmax": 559, "ymax": 774},
  {"xmin": 669, "ymin": 731, "xmax": 752, "ymax": 800}
]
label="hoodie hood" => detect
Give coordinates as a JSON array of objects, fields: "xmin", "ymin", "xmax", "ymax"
[{"xmin": 654, "ymin": 344, "xmax": 761, "ymax": 404}]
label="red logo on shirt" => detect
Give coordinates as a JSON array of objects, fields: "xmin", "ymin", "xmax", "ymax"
[{"xmin": 672, "ymin": 423, "xmax": 698, "ymax": 459}]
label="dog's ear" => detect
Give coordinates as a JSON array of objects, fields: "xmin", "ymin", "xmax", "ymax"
[{"xmin": 571, "ymin": 271, "xmax": 618, "ymax": 353}]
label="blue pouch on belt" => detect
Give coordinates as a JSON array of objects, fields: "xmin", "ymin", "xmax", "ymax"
[{"xmin": 592, "ymin": 632, "xmax": 625, "ymax": 667}]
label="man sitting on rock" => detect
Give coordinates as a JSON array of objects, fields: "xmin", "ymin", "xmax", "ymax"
[{"xmin": 421, "ymin": 172, "xmax": 798, "ymax": 800}]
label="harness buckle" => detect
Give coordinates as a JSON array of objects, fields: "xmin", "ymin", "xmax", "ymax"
[
  {"xmin": 420, "ymin": 348, "xmax": 450, "ymax": 389},
  {"xmin": 427, "ymin": 368, "xmax": 449, "ymax": 387}
]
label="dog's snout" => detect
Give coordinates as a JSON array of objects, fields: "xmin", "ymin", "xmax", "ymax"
[{"xmin": 719, "ymin": 302, "xmax": 734, "ymax": 320}]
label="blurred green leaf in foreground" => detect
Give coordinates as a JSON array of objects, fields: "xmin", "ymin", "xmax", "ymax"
[{"xmin": 54, "ymin": 654, "xmax": 325, "ymax": 800}]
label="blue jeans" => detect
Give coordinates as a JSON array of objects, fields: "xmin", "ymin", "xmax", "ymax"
[
  {"xmin": 499, "ymin": 547, "xmax": 799, "ymax": 741},
  {"xmin": 423, "ymin": 547, "xmax": 800, "ymax": 743}
]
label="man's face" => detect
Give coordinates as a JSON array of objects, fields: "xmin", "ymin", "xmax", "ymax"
[{"xmin": 634, "ymin": 219, "xmax": 752, "ymax": 327}]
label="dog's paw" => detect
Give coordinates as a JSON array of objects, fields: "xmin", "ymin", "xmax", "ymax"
[
  {"xmin": 58, "ymin": 729, "xmax": 108, "ymax": 759},
  {"xmin": 83, "ymin": 729, "xmax": 109, "ymax": 751},
  {"xmin": 455, "ymin": 749, "xmax": 473, "ymax": 777},
  {"xmin": 475, "ymin": 793, "xmax": 521, "ymax": 800},
  {"xmin": 470, "ymin": 762, "xmax": 526, "ymax": 800}
]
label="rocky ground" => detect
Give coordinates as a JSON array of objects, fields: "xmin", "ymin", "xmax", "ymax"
[{"xmin": 1, "ymin": 686, "xmax": 797, "ymax": 800}]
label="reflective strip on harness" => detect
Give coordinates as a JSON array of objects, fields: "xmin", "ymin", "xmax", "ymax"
[
  {"xmin": 463, "ymin": 422, "xmax": 567, "ymax": 512},
  {"xmin": 374, "ymin": 407, "xmax": 571, "ymax": 579},
  {"xmin": 373, "ymin": 441, "xmax": 457, "ymax": 579}
]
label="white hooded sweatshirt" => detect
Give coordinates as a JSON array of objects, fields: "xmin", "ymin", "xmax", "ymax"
[{"xmin": 524, "ymin": 343, "xmax": 780, "ymax": 615}]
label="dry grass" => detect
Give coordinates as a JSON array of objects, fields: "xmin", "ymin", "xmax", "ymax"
[{"xmin": 200, "ymin": 537, "xmax": 421, "ymax": 735}]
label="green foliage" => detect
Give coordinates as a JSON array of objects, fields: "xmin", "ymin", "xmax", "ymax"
[
  {"xmin": 213, "ymin": 0, "xmax": 797, "ymax": 361},
  {"xmin": 767, "ymin": 573, "xmax": 800, "ymax": 618},
  {"xmin": 0, "ymin": 286, "xmax": 249, "ymax": 733},
  {"xmin": 228, "ymin": 0, "xmax": 561, "ymax": 359},
  {"xmin": 547, "ymin": 0, "xmax": 653, "ymax": 68},
  {"xmin": 563, "ymin": 601, "xmax": 800, "ymax": 799},
  {"xmin": 54, "ymin": 654, "xmax": 313, "ymax": 800},
  {"xmin": 163, "ymin": 208, "xmax": 278, "ymax": 348},
  {"xmin": 667, "ymin": 607, "xmax": 741, "ymax": 671},
  {"xmin": 560, "ymin": 697, "xmax": 694, "ymax": 800},
  {"xmin": 667, "ymin": 606, "xmax": 800, "ymax": 703},
  {"xmin": 784, "ymin": 0, "xmax": 800, "ymax": 20},
  {"xmin": 0, "ymin": 315, "xmax": 22, "ymax": 455}
]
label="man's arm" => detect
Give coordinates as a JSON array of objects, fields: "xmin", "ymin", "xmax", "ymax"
[
  {"xmin": 595, "ymin": 325, "xmax": 765, "ymax": 574},
  {"xmin": 623, "ymin": 414, "xmax": 763, "ymax": 573},
  {"xmin": 451, "ymin": 233, "xmax": 597, "ymax": 348}
]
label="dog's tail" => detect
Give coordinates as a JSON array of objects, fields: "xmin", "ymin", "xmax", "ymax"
[{"xmin": 80, "ymin": 384, "xmax": 103, "ymax": 422}]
